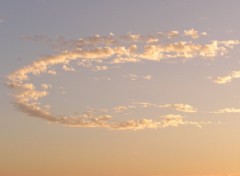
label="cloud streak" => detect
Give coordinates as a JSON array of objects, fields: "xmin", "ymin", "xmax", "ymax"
[
  {"xmin": 160, "ymin": 104, "xmax": 198, "ymax": 113},
  {"xmin": 212, "ymin": 108, "xmax": 240, "ymax": 113},
  {"xmin": 213, "ymin": 71, "xmax": 240, "ymax": 84},
  {"xmin": 7, "ymin": 29, "xmax": 238, "ymax": 130},
  {"xmin": 123, "ymin": 74, "xmax": 152, "ymax": 81},
  {"xmin": 131, "ymin": 102, "xmax": 198, "ymax": 113}
]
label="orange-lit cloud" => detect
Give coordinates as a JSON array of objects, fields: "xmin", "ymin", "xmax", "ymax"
[
  {"xmin": 212, "ymin": 108, "xmax": 240, "ymax": 113},
  {"xmin": 213, "ymin": 71, "xmax": 240, "ymax": 84},
  {"xmin": 160, "ymin": 104, "xmax": 198, "ymax": 113},
  {"xmin": 123, "ymin": 74, "xmax": 152, "ymax": 81},
  {"xmin": 7, "ymin": 29, "xmax": 239, "ymax": 130},
  {"xmin": 131, "ymin": 102, "xmax": 198, "ymax": 113}
]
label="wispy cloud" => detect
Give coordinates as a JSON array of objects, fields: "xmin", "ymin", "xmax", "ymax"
[
  {"xmin": 160, "ymin": 104, "xmax": 198, "ymax": 113},
  {"xmin": 166, "ymin": 30, "xmax": 179, "ymax": 38},
  {"xmin": 123, "ymin": 74, "xmax": 152, "ymax": 81},
  {"xmin": 160, "ymin": 114, "xmax": 206, "ymax": 128},
  {"xmin": 212, "ymin": 108, "xmax": 240, "ymax": 113},
  {"xmin": 143, "ymin": 75, "xmax": 152, "ymax": 80},
  {"xmin": 7, "ymin": 29, "xmax": 238, "ymax": 130},
  {"xmin": 131, "ymin": 102, "xmax": 198, "ymax": 113},
  {"xmin": 93, "ymin": 76, "xmax": 111, "ymax": 81},
  {"xmin": 108, "ymin": 114, "xmax": 208, "ymax": 130},
  {"xmin": 113, "ymin": 106, "xmax": 129, "ymax": 113},
  {"xmin": 213, "ymin": 71, "xmax": 240, "ymax": 84},
  {"xmin": 93, "ymin": 65, "xmax": 109, "ymax": 71}
]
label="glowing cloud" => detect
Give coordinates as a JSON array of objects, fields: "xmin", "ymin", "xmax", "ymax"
[
  {"xmin": 161, "ymin": 104, "xmax": 198, "ymax": 113},
  {"xmin": 131, "ymin": 102, "xmax": 198, "ymax": 113},
  {"xmin": 7, "ymin": 29, "xmax": 239, "ymax": 130},
  {"xmin": 123, "ymin": 74, "xmax": 152, "ymax": 81},
  {"xmin": 160, "ymin": 114, "xmax": 207, "ymax": 128},
  {"xmin": 184, "ymin": 29, "xmax": 200, "ymax": 39},
  {"xmin": 213, "ymin": 71, "xmax": 240, "ymax": 84},
  {"xmin": 212, "ymin": 108, "xmax": 240, "ymax": 113}
]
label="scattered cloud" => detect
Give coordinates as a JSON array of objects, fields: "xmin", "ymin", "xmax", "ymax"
[{"xmin": 7, "ymin": 29, "xmax": 238, "ymax": 130}]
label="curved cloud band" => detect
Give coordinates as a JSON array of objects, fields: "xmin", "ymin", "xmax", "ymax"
[{"xmin": 7, "ymin": 29, "xmax": 239, "ymax": 130}]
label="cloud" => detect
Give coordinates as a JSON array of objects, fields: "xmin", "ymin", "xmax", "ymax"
[
  {"xmin": 131, "ymin": 102, "xmax": 153, "ymax": 108},
  {"xmin": 213, "ymin": 71, "xmax": 240, "ymax": 84},
  {"xmin": 167, "ymin": 30, "xmax": 179, "ymax": 38},
  {"xmin": 212, "ymin": 108, "xmax": 240, "ymax": 113},
  {"xmin": 41, "ymin": 84, "xmax": 51, "ymax": 89},
  {"xmin": 93, "ymin": 65, "xmax": 109, "ymax": 71},
  {"xmin": 137, "ymin": 40, "xmax": 238, "ymax": 61},
  {"xmin": 184, "ymin": 29, "xmax": 200, "ymax": 39},
  {"xmin": 111, "ymin": 57, "xmax": 140, "ymax": 64},
  {"xmin": 93, "ymin": 76, "xmax": 111, "ymax": 81},
  {"xmin": 123, "ymin": 74, "xmax": 152, "ymax": 81},
  {"xmin": 7, "ymin": 29, "xmax": 237, "ymax": 130},
  {"xmin": 161, "ymin": 114, "xmax": 204, "ymax": 128},
  {"xmin": 143, "ymin": 75, "xmax": 152, "ymax": 80},
  {"xmin": 113, "ymin": 106, "xmax": 129, "ymax": 113},
  {"xmin": 161, "ymin": 104, "xmax": 198, "ymax": 113},
  {"xmin": 108, "ymin": 114, "xmax": 208, "ymax": 130},
  {"xmin": 132, "ymin": 102, "xmax": 198, "ymax": 113},
  {"xmin": 62, "ymin": 65, "xmax": 75, "ymax": 72},
  {"xmin": 123, "ymin": 74, "xmax": 138, "ymax": 81},
  {"xmin": 184, "ymin": 29, "xmax": 207, "ymax": 39}
]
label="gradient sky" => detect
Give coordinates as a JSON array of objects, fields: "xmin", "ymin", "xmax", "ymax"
[{"xmin": 2, "ymin": 1, "xmax": 240, "ymax": 176}]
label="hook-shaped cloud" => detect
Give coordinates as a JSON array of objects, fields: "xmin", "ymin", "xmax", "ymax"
[{"xmin": 7, "ymin": 29, "xmax": 239, "ymax": 130}]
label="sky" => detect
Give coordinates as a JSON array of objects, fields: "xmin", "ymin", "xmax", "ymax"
[{"xmin": 1, "ymin": 0, "xmax": 240, "ymax": 176}]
